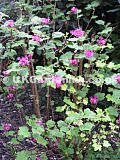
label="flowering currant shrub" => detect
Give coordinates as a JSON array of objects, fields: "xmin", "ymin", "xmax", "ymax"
[{"xmin": 0, "ymin": 0, "xmax": 120, "ymax": 160}]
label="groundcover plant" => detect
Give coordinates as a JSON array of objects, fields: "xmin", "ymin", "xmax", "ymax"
[{"xmin": 0, "ymin": 0, "xmax": 120, "ymax": 160}]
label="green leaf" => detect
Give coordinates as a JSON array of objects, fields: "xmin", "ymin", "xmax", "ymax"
[
  {"xmin": 46, "ymin": 51, "xmax": 55, "ymax": 59},
  {"xmin": 0, "ymin": 43, "xmax": 3, "ymax": 49},
  {"xmin": 18, "ymin": 32, "xmax": 31, "ymax": 38},
  {"xmin": 107, "ymin": 62, "xmax": 115, "ymax": 69},
  {"xmin": 60, "ymin": 52, "xmax": 73, "ymax": 60},
  {"xmin": 35, "ymin": 136, "xmax": 48, "ymax": 146},
  {"xmin": 50, "ymin": 128, "xmax": 63, "ymax": 138},
  {"xmin": 47, "ymin": 81, "xmax": 56, "ymax": 88},
  {"xmin": 79, "ymin": 87, "xmax": 89, "ymax": 98},
  {"xmin": 2, "ymin": 50, "xmax": 17, "ymax": 58},
  {"xmin": 106, "ymin": 106, "xmax": 118, "ymax": 117},
  {"xmin": 68, "ymin": 38, "xmax": 80, "ymax": 42},
  {"xmin": 53, "ymin": 40, "xmax": 63, "ymax": 46},
  {"xmin": 46, "ymin": 120, "xmax": 55, "ymax": 128},
  {"xmin": 16, "ymin": 151, "xmax": 31, "ymax": 160},
  {"xmin": 64, "ymin": 97, "xmax": 77, "ymax": 109},
  {"xmin": 56, "ymin": 106, "xmax": 66, "ymax": 112},
  {"xmin": 103, "ymin": 140, "xmax": 111, "ymax": 148},
  {"xmin": 11, "ymin": 138, "xmax": 18, "ymax": 144},
  {"xmin": 95, "ymin": 92, "xmax": 105, "ymax": 101},
  {"xmin": 57, "ymin": 120, "xmax": 67, "ymax": 128},
  {"xmin": 16, "ymin": 103, "xmax": 24, "ymax": 109},
  {"xmin": 69, "ymin": 86, "xmax": 76, "ymax": 94},
  {"xmin": 56, "ymin": 70, "xmax": 66, "ymax": 77},
  {"xmin": 60, "ymin": 126, "xmax": 69, "ymax": 133},
  {"xmin": 61, "ymin": 84, "xmax": 68, "ymax": 91},
  {"xmin": 12, "ymin": 40, "xmax": 25, "ymax": 48},
  {"xmin": 65, "ymin": 112, "xmax": 80, "ymax": 123},
  {"xmin": 18, "ymin": 126, "xmax": 30, "ymax": 138},
  {"xmin": 96, "ymin": 20, "xmax": 105, "ymax": 25},
  {"xmin": 96, "ymin": 60, "xmax": 106, "ymax": 68},
  {"xmin": 106, "ymin": 94, "xmax": 113, "ymax": 102},
  {"xmin": 84, "ymin": 108, "xmax": 96, "ymax": 119},
  {"xmin": 52, "ymin": 32, "xmax": 64, "ymax": 38},
  {"xmin": 93, "ymin": 143, "xmax": 102, "ymax": 151},
  {"xmin": 5, "ymin": 131, "xmax": 15, "ymax": 136},
  {"xmin": 85, "ymin": 0, "xmax": 101, "ymax": 10},
  {"xmin": 92, "ymin": 15, "xmax": 98, "ymax": 19},
  {"xmin": 40, "ymin": 152, "xmax": 48, "ymax": 160},
  {"xmin": 80, "ymin": 122, "xmax": 94, "ymax": 131},
  {"xmin": 101, "ymin": 27, "xmax": 112, "ymax": 34}
]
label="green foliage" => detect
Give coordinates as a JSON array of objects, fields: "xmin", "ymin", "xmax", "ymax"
[
  {"xmin": 16, "ymin": 150, "xmax": 36, "ymax": 160},
  {"xmin": 18, "ymin": 126, "xmax": 30, "ymax": 138},
  {"xmin": 0, "ymin": 0, "xmax": 120, "ymax": 159}
]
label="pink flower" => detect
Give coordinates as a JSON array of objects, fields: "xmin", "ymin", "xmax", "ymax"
[
  {"xmin": 38, "ymin": 79, "xmax": 45, "ymax": 84},
  {"xmin": 2, "ymin": 123, "xmax": 12, "ymax": 131},
  {"xmin": 71, "ymin": 7, "xmax": 78, "ymax": 14},
  {"xmin": 115, "ymin": 75, "xmax": 120, "ymax": 84},
  {"xmin": 116, "ymin": 118, "xmax": 120, "ymax": 125},
  {"xmin": 7, "ymin": 85, "xmax": 16, "ymax": 92},
  {"xmin": 6, "ymin": 20, "xmax": 14, "ymax": 27},
  {"xmin": 90, "ymin": 96, "xmax": 98, "ymax": 105},
  {"xmin": 36, "ymin": 120, "xmax": 43, "ymax": 126},
  {"xmin": 27, "ymin": 54, "xmax": 33, "ymax": 59},
  {"xmin": 22, "ymin": 85, "xmax": 26, "ymax": 91},
  {"xmin": 7, "ymin": 93, "xmax": 14, "ymax": 99},
  {"xmin": 52, "ymin": 75, "xmax": 62, "ymax": 88},
  {"xmin": 69, "ymin": 58, "xmax": 78, "ymax": 65},
  {"xmin": 70, "ymin": 29, "xmax": 85, "ymax": 38},
  {"xmin": 32, "ymin": 138, "xmax": 37, "ymax": 143},
  {"xmin": 97, "ymin": 36, "xmax": 106, "ymax": 46},
  {"xmin": 85, "ymin": 50, "xmax": 94, "ymax": 58},
  {"xmin": 17, "ymin": 55, "xmax": 30, "ymax": 66},
  {"xmin": 32, "ymin": 35, "xmax": 42, "ymax": 42},
  {"xmin": 41, "ymin": 18, "xmax": 50, "ymax": 24},
  {"xmin": 53, "ymin": 47, "xmax": 58, "ymax": 52},
  {"xmin": 36, "ymin": 157, "xmax": 41, "ymax": 160},
  {"xmin": 3, "ymin": 71, "xmax": 10, "ymax": 76}
]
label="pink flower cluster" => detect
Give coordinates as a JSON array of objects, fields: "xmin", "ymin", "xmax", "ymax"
[
  {"xmin": 117, "ymin": 117, "xmax": 120, "ymax": 125},
  {"xmin": 90, "ymin": 96, "xmax": 98, "ymax": 105},
  {"xmin": 3, "ymin": 70, "xmax": 10, "ymax": 76},
  {"xmin": 38, "ymin": 78, "xmax": 45, "ymax": 84},
  {"xmin": 6, "ymin": 20, "xmax": 14, "ymax": 27},
  {"xmin": 32, "ymin": 138, "xmax": 37, "ymax": 143},
  {"xmin": 17, "ymin": 55, "xmax": 31, "ymax": 67},
  {"xmin": 71, "ymin": 7, "xmax": 78, "ymax": 14},
  {"xmin": 53, "ymin": 47, "xmax": 59, "ymax": 52},
  {"xmin": 7, "ymin": 93, "xmax": 14, "ymax": 100},
  {"xmin": 27, "ymin": 54, "xmax": 33, "ymax": 59},
  {"xmin": 115, "ymin": 75, "xmax": 120, "ymax": 84},
  {"xmin": 36, "ymin": 157, "xmax": 41, "ymax": 160},
  {"xmin": 69, "ymin": 58, "xmax": 78, "ymax": 65},
  {"xmin": 22, "ymin": 85, "xmax": 26, "ymax": 91},
  {"xmin": 2, "ymin": 123, "xmax": 11, "ymax": 131},
  {"xmin": 97, "ymin": 36, "xmax": 106, "ymax": 46},
  {"xmin": 7, "ymin": 85, "xmax": 16, "ymax": 100},
  {"xmin": 70, "ymin": 28, "xmax": 85, "ymax": 38},
  {"xmin": 52, "ymin": 75, "xmax": 62, "ymax": 88},
  {"xmin": 32, "ymin": 35, "xmax": 42, "ymax": 42},
  {"xmin": 36, "ymin": 120, "xmax": 43, "ymax": 126},
  {"xmin": 7, "ymin": 85, "xmax": 16, "ymax": 92},
  {"xmin": 85, "ymin": 50, "xmax": 94, "ymax": 58},
  {"xmin": 41, "ymin": 18, "xmax": 50, "ymax": 24}
]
